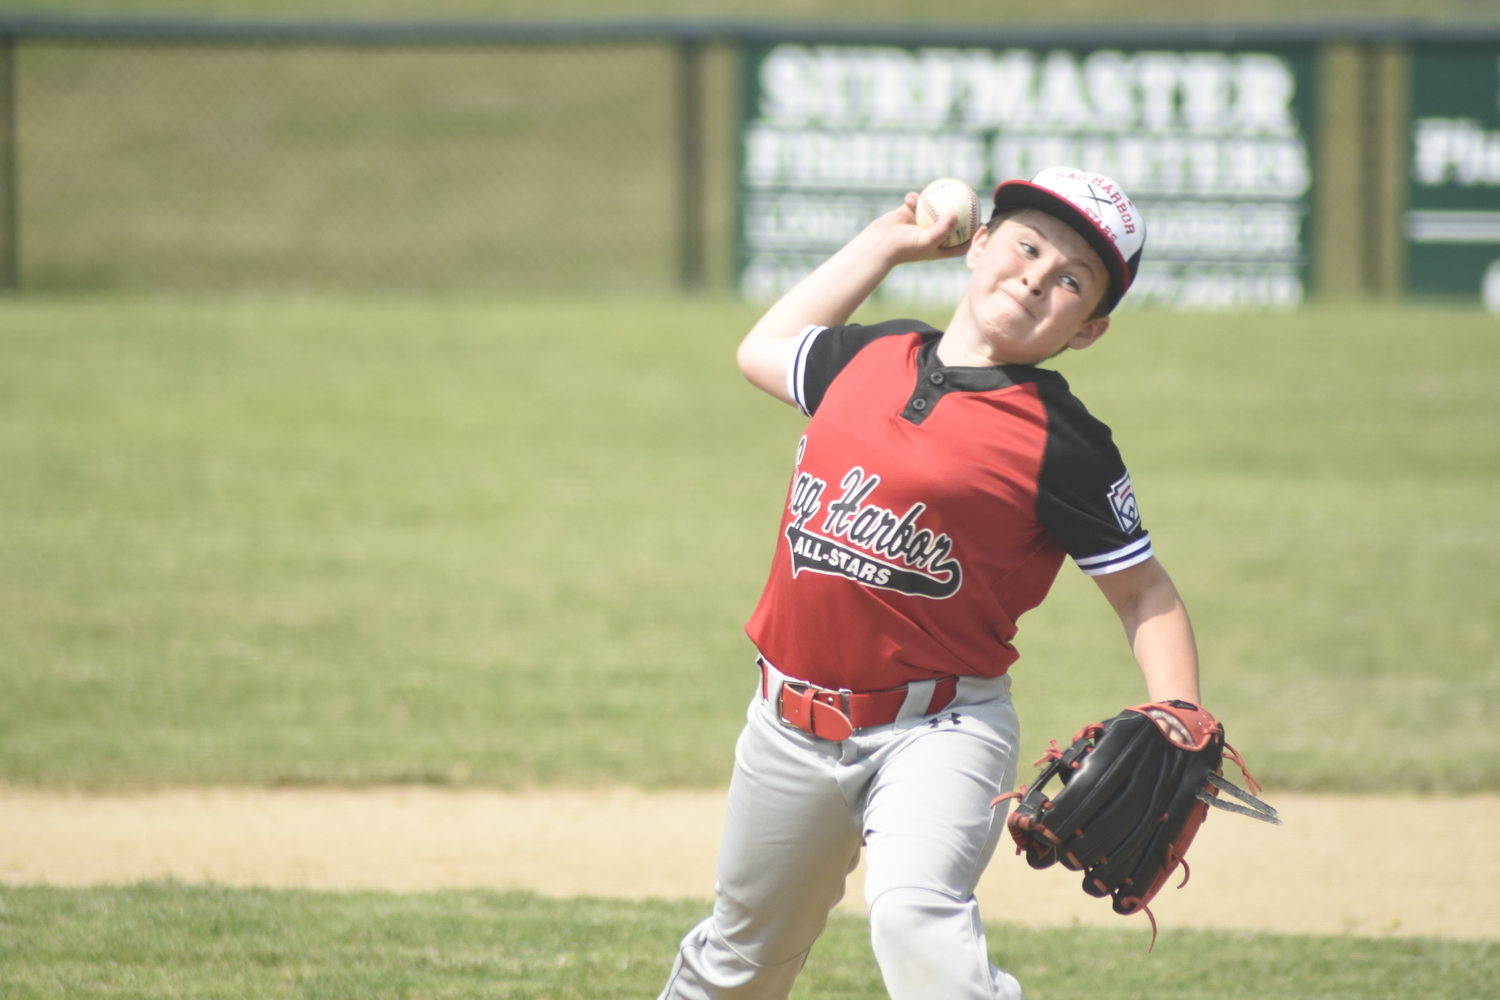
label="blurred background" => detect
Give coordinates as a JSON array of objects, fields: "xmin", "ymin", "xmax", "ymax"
[
  {"xmin": 0, "ymin": 0, "xmax": 1496, "ymax": 801},
  {"xmin": 1, "ymin": 0, "xmax": 1499, "ymax": 305}
]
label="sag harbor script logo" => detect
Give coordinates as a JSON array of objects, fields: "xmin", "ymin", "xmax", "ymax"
[{"xmin": 786, "ymin": 448, "xmax": 963, "ymax": 600}]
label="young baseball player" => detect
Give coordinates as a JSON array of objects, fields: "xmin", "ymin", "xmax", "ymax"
[{"xmin": 657, "ymin": 168, "xmax": 1199, "ymax": 1000}]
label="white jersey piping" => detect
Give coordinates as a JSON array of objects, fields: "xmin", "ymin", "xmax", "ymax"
[
  {"xmin": 786, "ymin": 324, "xmax": 827, "ymax": 416},
  {"xmin": 1073, "ymin": 534, "xmax": 1154, "ymax": 577}
]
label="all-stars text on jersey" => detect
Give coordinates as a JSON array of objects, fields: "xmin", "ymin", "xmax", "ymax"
[{"xmin": 786, "ymin": 460, "xmax": 963, "ymax": 600}]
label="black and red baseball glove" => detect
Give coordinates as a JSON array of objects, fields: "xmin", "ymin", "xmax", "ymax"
[{"xmin": 995, "ymin": 701, "xmax": 1279, "ymax": 948}]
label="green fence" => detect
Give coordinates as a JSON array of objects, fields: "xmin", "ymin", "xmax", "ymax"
[
  {"xmin": 1, "ymin": 17, "xmax": 1498, "ymax": 305},
  {"xmin": 0, "ymin": 19, "xmax": 740, "ymax": 295},
  {"xmin": 1405, "ymin": 44, "xmax": 1500, "ymax": 307}
]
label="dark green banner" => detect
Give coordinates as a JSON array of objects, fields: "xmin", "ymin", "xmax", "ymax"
[
  {"xmin": 738, "ymin": 43, "xmax": 1317, "ymax": 310},
  {"xmin": 1406, "ymin": 47, "xmax": 1500, "ymax": 308}
]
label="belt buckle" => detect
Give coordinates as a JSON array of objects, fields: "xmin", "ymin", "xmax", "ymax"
[
  {"xmin": 774, "ymin": 680, "xmax": 800, "ymax": 731},
  {"xmin": 807, "ymin": 685, "xmax": 853, "ymax": 723},
  {"xmin": 777, "ymin": 681, "xmax": 855, "ymax": 741},
  {"xmin": 774, "ymin": 680, "xmax": 808, "ymax": 733}
]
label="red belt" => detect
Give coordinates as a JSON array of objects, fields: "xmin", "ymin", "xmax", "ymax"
[{"xmin": 760, "ymin": 661, "xmax": 959, "ymax": 742}]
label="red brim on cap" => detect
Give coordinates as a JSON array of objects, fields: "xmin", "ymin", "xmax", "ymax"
[{"xmin": 992, "ymin": 180, "xmax": 1134, "ymax": 312}]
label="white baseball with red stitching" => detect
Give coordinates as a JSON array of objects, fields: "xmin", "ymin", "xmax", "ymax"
[{"xmin": 915, "ymin": 178, "xmax": 980, "ymax": 247}]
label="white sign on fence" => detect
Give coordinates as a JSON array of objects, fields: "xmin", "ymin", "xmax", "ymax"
[{"xmin": 739, "ymin": 44, "xmax": 1316, "ymax": 310}]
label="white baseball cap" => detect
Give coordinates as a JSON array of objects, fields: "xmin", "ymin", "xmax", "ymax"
[{"xmin": 991, "ymin": 167, "xmax": 1147, "ymax": 313}]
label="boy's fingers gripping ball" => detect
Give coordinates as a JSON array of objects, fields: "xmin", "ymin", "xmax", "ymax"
[{"xmin": 915, "ymin": 178, "xmax": 980, "ymax": 247}]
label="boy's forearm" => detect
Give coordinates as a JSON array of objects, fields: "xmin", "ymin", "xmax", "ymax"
[
  {"xmin": 1124, "ymin": 596, "xmax": 1201, "ymax": 704},
  {"xmin": 1093, "ymin": 557, "xmax": 1202, "ymax": 705}
]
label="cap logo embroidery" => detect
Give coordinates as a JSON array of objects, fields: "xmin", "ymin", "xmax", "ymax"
[{"xmin": 1080, "ymin": 184, "xmax": 1113, "ymax": 213}]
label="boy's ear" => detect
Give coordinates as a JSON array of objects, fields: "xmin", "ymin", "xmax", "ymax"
[
  {"xmin": 1067, "ymin": 315, "xmax": 1110, "ymax": 351},
  {"xmin": 965, "ymin": 222, "xmax": 991, "ymax": 270}
]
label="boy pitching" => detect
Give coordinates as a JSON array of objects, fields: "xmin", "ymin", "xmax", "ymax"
[{"xmin": 657, "ymin": 168, "xmax": 1199, "ymax": 1000}]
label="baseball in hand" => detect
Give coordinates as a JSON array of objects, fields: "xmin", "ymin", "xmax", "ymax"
[{"xmin": 915, "ymin": 178, "xmax": 981, "ymax": 247}]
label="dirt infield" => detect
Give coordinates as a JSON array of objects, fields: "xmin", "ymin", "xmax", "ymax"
[{"xmin": 2, "ymin": 787, "xmax": 1496, "ymax": 941}]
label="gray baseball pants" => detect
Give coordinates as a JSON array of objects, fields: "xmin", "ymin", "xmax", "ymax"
[{"xmin": 657, "ymin": 662, "xmax": 1024, "ymax": 1000}]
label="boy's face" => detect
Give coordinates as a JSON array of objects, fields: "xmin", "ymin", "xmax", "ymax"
[{"xmin": 953, "ymin": 209, "xmax": 1112, "ymax": 366}]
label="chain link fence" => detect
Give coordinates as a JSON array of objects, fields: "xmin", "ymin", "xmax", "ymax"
[{"xmin": 12, "ymin": 31, "xmax": 736, "ymax": 294}]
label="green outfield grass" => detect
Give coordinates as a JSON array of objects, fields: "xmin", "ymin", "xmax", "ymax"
[
  {"xmin": 0, "ymin": 296, "xmax": 1497, "ymax": 792},
  {"xmin": 0, "ymin": 883, "xmax": 1494, "ymax": 999}
]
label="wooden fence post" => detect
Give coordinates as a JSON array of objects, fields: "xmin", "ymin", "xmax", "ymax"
[
  {"xmin": 676, "ymin": 38, "xmax": 705, "ymax": 293},
  {"xmin": 0, "ymin": 35, "xmax": 17, "ymax": 289}
]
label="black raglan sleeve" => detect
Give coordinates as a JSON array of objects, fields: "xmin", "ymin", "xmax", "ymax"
[
  {"xmin": 1033, "ymin": 379, "xmax": 1155, "ymax": 576},
  {"xmin": 787, "ymin": 319, "xmax": 942, "ymax": 415}
]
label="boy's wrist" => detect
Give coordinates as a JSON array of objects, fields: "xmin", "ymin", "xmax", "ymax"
[{"xmin": 852, "ymin": 218, "xmax": 914, "ymax": 267}]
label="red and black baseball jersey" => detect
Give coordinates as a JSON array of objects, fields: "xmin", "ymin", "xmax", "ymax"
[{"xmin": 745, "ymin": 319, "xmax": 1153, "ymax": 692}]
